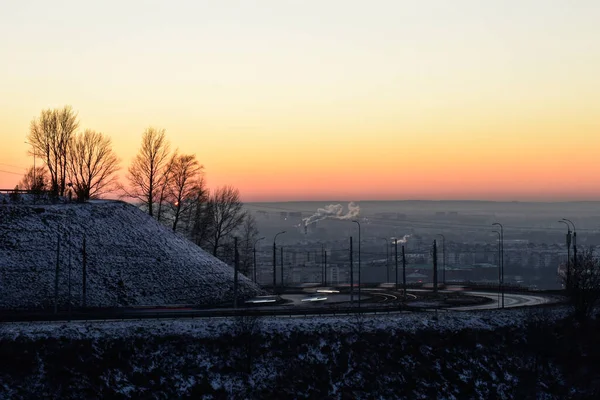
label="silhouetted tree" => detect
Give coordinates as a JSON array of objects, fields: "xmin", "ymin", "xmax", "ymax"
[
  {"xmin": 19, "ymin": 165, "xmax": 49, "ymax": 194},
  {"xmin": 166, "ymin": 153, "xmax": 205, "ymax": 231},
  {"xmin": 9, "ymin": 185, "xmax": 22, "ymax": 203},
  {"xmin": 126, "ymin": 127, "xmax": 170, "ymax": 217},
  {"xmin": 155, "ymin": 152, "xmax": 176, "ymax": 224},
  {"xmin": 187, "ymin": 187, "xmax": 212, "ymax": 247},
  {"xmin": 67, "ymin": 129, "xmax": 120, "ymax": 202},
  {"xmin": 562, "ymin": 248, "xmax": 600, "ymax": 322},
  {"xmin": 206, "ymin": 186, "xmax": 245, "ymax": 257},
  {"xmin": 27, "ymin": 106, "xmax": 79, "ymax": 197}
]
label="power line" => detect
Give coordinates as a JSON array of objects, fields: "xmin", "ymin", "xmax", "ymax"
[
  {"xmin": 0, "ymin": 169, "xmax": 24, "ymax": 176},
  {"xmin": 0, "ymin": 163, "xmax": 27, "ymax": 171}
]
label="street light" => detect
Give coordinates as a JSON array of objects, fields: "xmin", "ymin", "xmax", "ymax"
[
  {"xmin": 378, "ymin": 237, "xmax": 389, "ymax": 283},
  {"xmin": 253, "ymin": 236, "xmax": 265, "ymax": 283},
  {"xmin": 273, "ymin": 231, "xmax": 286, "ymax": 292},
  {"xmin": 558, "ymin": 220, "xmax": 571, "ymax": 289},
  {"xmin": 352, "ymin": 220, "xmax": 361, "ymax": 308},
  {"xmin": 437, "ymin": 234, "xmax": 446, "ymax": 285},
  {"xmin": 492, "ymin": 222, "xmax": 504, "ymax": 308},
  {"xmin": 561, "ymin": 218, "xmax": 577, "ymax": 286},
  {"xmin": 492, "ymin": 230, "xmax": 501, "ymax": 308}
]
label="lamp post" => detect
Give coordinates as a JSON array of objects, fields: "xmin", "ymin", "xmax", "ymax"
[
  {"xmin": 492, "ymin": 230, "xmax": 501, "ymax": 308},
  {"xmin": 253, "ymin": 236, "xmax": 265, "ymax": 283},
  {"xmin": 280, "ymin": 246, "xmax": 284, "ymax": 289},
  {"xmin": 561, "ymin": 218, "xmax": 577, "ymax": 288},
  {"xmin": 352, "ymin": 220, "xmax": 361, "ymax": 308},
  {"xmin": 437, "ymin": 234, "xmax": 446, "ymax": 285},
  {"xmin": 395, "ymin": 238, "xmax": 398, "ymax": 290},
  {"xmin": 233, "ymin": 237, "xmax": 239, "ymax": 308},
  {"xmin": 492, "ymin": 222, "xmax": 504, "ymax": 308},
  {"xmin": 557, "ymin": 220, "xmax": 571, "ymax": 289},
  {"xmin": 273, "ymin": 231, "xmax": 286, "ymax": 292},
  {"xmin": 379, "ymin": 237, "xmax": 389, "ymax": 283}
]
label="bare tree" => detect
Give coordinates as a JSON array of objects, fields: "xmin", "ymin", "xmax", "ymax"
[
  {"xmin": 239, "ymin": 212, "xmax": 259, "ymax": 275},
  {"xmin": 19, "ymin": 165, "xmax": 49, "ymax": 193},
  {"xmin": 27, "ymin": 106, "xmax": 79, "ymax": 197},
  {"xmin": 156, "ymin": 151, "xmax": 177, "ymax": 224},
  {"xmin": 206, "ymin": 186, "xmax": 246, "ymax": 257},
  {"xmin": 166, "ymin": 153, "xmax": 205, "ymax": 231},
  {"xmin": 187, "ymin": 187, "xmax": 212, "ymax": 247},
  {"xmin": 126, "ymin": 127, "xmax": 170, "ymax": 217},
  {"xmin": 562, "ymin": 248, "xmax": 600, "ymax": 322},
  {"xmin": 67, "ymin": 130, "xmax": 120, "ymax": 202}
]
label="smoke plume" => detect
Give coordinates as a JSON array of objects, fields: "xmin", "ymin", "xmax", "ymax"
[
  {"xmin": 302, "ymin": 202, "xmax": 360, "ymax": 226},
  {"xmin": 391, "ymin": 234, "xmax": 411, "ymax": 244}
]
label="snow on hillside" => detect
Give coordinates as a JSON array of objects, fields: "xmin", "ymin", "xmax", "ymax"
[
  {"xmin": 0, "ymin": 306, "xmax": 572, "ymax": 342},
  {"xmin": 0, "ymin": 201, "xmax": 260, "ymax": 309}
]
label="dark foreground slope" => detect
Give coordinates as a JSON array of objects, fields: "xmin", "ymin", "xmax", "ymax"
[
  {"xmin": 1, "ymin": 307, "xmax": 599, "ymax": 399},
  {"xmin": 0, "ymin": 201, "xmax": 260, "ymax": 309}
]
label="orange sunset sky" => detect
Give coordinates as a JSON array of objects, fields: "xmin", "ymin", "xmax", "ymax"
[{"xmin": 1, "ymin": 0, "xmax": 599, "ymax": 202}]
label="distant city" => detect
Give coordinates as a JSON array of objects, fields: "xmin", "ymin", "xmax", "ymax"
[{"xmin": 243, "ymin": 200, "xmax": 600, "ymax": 290}]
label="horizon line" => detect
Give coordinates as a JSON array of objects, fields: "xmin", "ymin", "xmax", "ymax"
[{"xmin": 245, "ymin": 198, "xmax": 600, "ymax": 204}]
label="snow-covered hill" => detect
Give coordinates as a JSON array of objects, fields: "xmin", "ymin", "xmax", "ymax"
[{"xmin": 0, "ymin": 200, "xmax": 260, "ymax": 309}]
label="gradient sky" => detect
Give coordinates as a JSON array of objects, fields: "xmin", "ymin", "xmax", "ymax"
[{"xmin": 1, "ymin": 0, "xmax": 599, "ymax": 201}]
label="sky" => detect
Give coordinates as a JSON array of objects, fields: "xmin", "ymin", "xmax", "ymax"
[{"xmin": 1, "ymin": 0, "xmax": 599, "ymax": 202}]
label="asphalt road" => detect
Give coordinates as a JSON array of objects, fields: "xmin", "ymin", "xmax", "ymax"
[
  {"xmin": 451, "ymin": 290, "xmax": 557, "ymax": 310},
  {"xmin": 0, "ymin": 289, "xmax": 561, "ymax": 323}
]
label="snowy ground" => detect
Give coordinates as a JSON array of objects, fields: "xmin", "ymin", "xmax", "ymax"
[
  {"xmin": 0, "ymin": 305, "xmax": 583, "ymax": 399},
  {"xmin": 0, "ymin": 305, "xmax": 571, "ymax": 341},
  {"xmin": 0, "ymin": 201, "xmax": 260, "ymax": 309}
]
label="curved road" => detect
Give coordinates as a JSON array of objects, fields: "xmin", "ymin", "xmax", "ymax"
[
  {"xmin": 0, "ymin": 290, "xmax": 560, "ymax": 323},
  {"xmin": 451, "ymin": 291, "xmax": 557, "ymax": 310},
  {"xmin": 280, "ymin": 289, "xmax": 557, "ymax": 311}
]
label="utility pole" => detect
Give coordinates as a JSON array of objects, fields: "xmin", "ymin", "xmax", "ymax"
[
  {"xmin": 433, "ymin": 240, "xmax": 438, "ymax": 293},
  {"xmin": 272, "ymin": 240, "xmax": 277, "ymax": 290},
  {"xmin": 573, "ymin": 231, "xmax": 578, "ymax": 276},
  {"xmin": 567, "ymin": 231, "xmax": 572, "ymax": 288},
  {"xmin": 560, "ymin": 219, "xmax": 576, "ymax": 290},
  {"xmin": 253, "ymin": 246, "xmax": 257, "ymax": 283},
  {"xmin": 321, "ymin": 245, "xmax": 325, "ymax": 285},
  {"xmin": 54, "ymin": 233, "xmax": 61, "ymax": 314},
  {"xmin": 68, "ymin": 232, "xmax": 72, "ymax": 321},
  {"xmin": 82, "ymin": 235, "xmax": 87, "ymax": 308},
  {"xmin": 353, "ymin": 220, "xmax": 361, "ymax": 308},
  {"xmin": 350, "ymin": 236, "xmax": 354, "ymax": 306},
  {"xmin": 402, "ymin": 245, "xmax": 407, "ymax": 299},
  {"xmin": 385, "ymin": 239, "xmax": 389, "ymax": 283},
  {"xmin": 253, "ymin": 236, "xmax": 265, "ymax": 284},
  {"xmin": 395, "ymin": 239, "xmax": 398, "ymax": 290},
  {"xmin": 437, "ymin": 234, "xmax": 446, "ymax": 285},
  {"xmin": 280, "ymin": 246, "xmax": 284, "ymax": 289},
  {"xmin": 493, "ymin": 230, "xmax": 501, "ymax": 308},
  {"xmin": 493, "ymin": 222, "xmax": 504, "ymax": 308},
  {"xmin": 234, "ymin": 237, "xmax": 239, "ymax": 308},
  {"xmin": 273, "ymin": 231, "xmax": 285, "ymax": 292},
  {"xmin": 324, "ymin": 250, "xmax": 327, "ymax": 286}
]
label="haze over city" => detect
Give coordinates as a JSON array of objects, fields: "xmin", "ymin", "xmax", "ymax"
[{"xmin": 1, "ymin": 0, "xmax": 600, "ymax": 201}]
